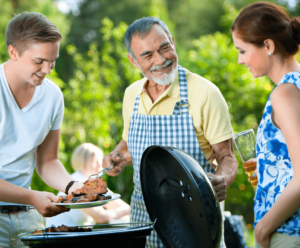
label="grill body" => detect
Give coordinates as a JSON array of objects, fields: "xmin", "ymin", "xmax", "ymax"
[{"xmin": 20, "ymin": 223, "xmax": 153, "ymax": 248}]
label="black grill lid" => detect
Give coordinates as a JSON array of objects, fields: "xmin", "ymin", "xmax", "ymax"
[{"xmin": 140, "ymin": 146, "xmax": 222, "ymax": 248}]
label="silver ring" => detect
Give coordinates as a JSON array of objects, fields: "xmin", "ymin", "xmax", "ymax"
[{"xmin": 252, "ymin": 172, "xmax": 257, "ymax": 178}]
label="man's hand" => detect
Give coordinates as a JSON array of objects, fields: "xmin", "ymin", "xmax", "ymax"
[
  {"xmin": 207, "ymin": 173, "xmax": 227, "ymax": 202},
  {"xmin": 29, "ymin": 190, "xmax": 70, "ymax": 217},
  {"xmin": 210, "ymin": 139, "xmax": 238, "ymax": 200},
  {"xmin": 102, "ymin": 152, "xmax": 126, "ymax": 176},
  {"xmin": 102, "ymin": 140, "xmax": 132, "ymax": 176}
]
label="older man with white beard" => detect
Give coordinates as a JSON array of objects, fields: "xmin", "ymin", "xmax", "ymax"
[{"xmin": 102, "ymin": 17, "xmax": 238, "ymax": 248}]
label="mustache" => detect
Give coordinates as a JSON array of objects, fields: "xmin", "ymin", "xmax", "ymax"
[{"xmin": 149, "ymin": 60, "xmax": 173, "ymax": 72}]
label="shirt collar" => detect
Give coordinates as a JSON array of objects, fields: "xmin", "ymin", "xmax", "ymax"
[{"xmin": 138, "ymin": 68, "xmax": 180, "ymax": 99}]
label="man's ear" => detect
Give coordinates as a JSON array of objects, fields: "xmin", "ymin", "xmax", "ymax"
[
  {"xmin": 7, "ymin": 45, "xmax": 19, "ymax": 61},
  {"xmin": 264, "ymin": 39, "xmax": 275, "ymax": 55},
  {"xmin": 127, "ymin": 54, "xmax": 140, "ymax": 69}
]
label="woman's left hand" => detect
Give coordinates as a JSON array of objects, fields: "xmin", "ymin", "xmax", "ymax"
[{"xmin": 255, "ymin": 221, "xmax": 273, "ymax": 248}]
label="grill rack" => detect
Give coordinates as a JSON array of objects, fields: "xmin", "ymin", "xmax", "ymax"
[{"xmin": 18, "ymin": 222, "xmax": 154, "ymax": 238}]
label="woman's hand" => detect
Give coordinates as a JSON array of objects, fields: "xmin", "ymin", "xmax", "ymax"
[
  {"xmin": 255, "ymin": 221, "xmax": 274, "ymax": 248},
  {"xmin": 245, "ymin": 168, "xmax": 257, "ymax": 187}
]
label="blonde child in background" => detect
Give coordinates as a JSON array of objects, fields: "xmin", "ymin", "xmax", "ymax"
[{"xmin": 46, "ymin": 143, "xmax": 130, "ymax": 227}]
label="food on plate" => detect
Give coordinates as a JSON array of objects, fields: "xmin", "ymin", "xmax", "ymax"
[
  {"xmin": 74, "ymin": 176, "xmax": 108, "ymax": 195},
  {"xmin": 55, "ymin": 177, "xmax": 111, "ymax": 204},
  {"xmin": 32, "ymin": 225, "xmax": 92, "ymax": 234}
]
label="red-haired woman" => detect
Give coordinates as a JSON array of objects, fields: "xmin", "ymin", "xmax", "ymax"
[{"xmin": 231, "ymin": 2, "xmax": 300, "ymax": 248}]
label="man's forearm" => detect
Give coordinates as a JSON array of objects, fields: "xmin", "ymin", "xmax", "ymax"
[
  {"xmin": 212, "ymin": 138, "xmax": 238, "ymax": 188},
  {"xmin": 35, "ymin": 159, "xmax": 74, "ymax": 193},
  {"xmin": 0, "ymin": 178, "xmax": 35, "ymax": 205},
  {"xmin": 215, "ymin": 154, "xmax": 238, "ymax": 188}
]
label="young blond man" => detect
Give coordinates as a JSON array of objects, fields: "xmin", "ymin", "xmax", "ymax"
[{"xmin": 0, "ymin": 12, "xmax": 82, "ymax": 247}]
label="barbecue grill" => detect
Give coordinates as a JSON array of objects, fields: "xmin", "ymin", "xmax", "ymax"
[
  {"xmin": 19, "ymin": 222, "xmax": 153, "ymax": 248},
  {"xmin": 20, "ymin": 145, "xmax": 222, "ymax": 248}
]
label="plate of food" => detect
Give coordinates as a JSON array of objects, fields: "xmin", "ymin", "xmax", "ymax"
[
  {"xmin": 53, "ymin": 192, "xmax": 120, "ymax": 209},
  {"xmin": 53, "ymin": 177, "xmax": 120, "ymax": 209}
]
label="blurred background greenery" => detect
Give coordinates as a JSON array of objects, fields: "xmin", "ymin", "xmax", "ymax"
[{"xmin": 2, "ymin": 0, "xmax": 300, "ymax": 243}]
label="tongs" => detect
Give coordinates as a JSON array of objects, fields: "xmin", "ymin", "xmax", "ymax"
[{"xmin": 88, "ymin": 153, "xmax": 121, "ymax": 179}]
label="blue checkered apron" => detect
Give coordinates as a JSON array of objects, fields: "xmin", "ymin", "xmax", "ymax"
[{"xmin": 127, "ymin": 65, "xmax": 216, "ymax": 248}]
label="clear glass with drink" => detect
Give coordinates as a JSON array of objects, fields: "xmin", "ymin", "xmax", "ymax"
[{"xmin": 233, "ymin": 129, "xmax": 257, "ymax": 187}]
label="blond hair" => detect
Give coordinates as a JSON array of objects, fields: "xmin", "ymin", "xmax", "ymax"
[{"xmin": 71, "ymin": 143, "xmax": 104, "ymax": 171}]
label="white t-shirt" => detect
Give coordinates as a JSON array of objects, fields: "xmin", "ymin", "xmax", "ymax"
[{"xmin": 0, "ymin": 63, "xmax": 64, "ymax": 206}]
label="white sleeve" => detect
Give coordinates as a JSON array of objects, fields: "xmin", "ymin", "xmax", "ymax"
[{"xmin": 51, "ymin": 94, "xmax": 64, "ymax": 130}]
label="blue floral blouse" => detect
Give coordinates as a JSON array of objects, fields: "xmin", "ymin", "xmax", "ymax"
[{"xmin": 254, "ymin": 72, "xmax": 300, "ymax": 236}]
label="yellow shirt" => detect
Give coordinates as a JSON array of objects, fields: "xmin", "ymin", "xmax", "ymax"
[{"xmin": 122, "ymin": 67, "xmax": 233, "ymax": 163}]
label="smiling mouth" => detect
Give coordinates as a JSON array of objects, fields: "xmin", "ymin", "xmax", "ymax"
[
  {"xmin": 150, "ymin": 60, "xmax": 173, "ymax": 72},
  {"xmin": 156, "ymin": 63, "xmax": 172, "ymax": 71},
  {"xmin": 34, "ymin": 73, "xmax": 45, "ymax": 79}
]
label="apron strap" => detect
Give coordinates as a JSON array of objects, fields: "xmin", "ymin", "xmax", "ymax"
[
  {"xmin": 133, "ymin": 93, "xmax": 141, "ymax": 113},
  {"xmin": 173, "ymin": 65, "xmax": 189, "ymax": 115}
]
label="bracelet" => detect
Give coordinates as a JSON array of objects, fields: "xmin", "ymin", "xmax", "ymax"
[{"xmin": 65, "ymin": 180, "xmax": 77, "ymax": 195}]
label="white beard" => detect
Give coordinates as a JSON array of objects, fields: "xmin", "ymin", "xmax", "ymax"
[
  {"xmin": 151, "ymin": 66, "xmax": 177, "ymax": 86},
  {"xmin": 139, "ymin": 62, "xmax": 178, "ymax": 86}
]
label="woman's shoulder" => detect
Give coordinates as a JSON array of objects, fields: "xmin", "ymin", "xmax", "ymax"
[
  {"xmin": 271, "ymin": 72, "xmax": 300, "ymax": 102},
  {"xmin": 278, "ymin": 71, "xmax": 300, "ymax": 87}
]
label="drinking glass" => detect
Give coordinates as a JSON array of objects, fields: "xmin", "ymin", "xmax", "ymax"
[{"xmin": 233, "ymin": 129, "xmax": 257, "ymax": 187}]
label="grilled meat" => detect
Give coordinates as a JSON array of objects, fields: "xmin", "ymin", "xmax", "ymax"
[
  {"xmin": 55, "ymin": 177, "xmax": 111, "ymax": 204},
  {"xmin": 32, "ymin": 225, "xmax": 92, "ymax": 234}
]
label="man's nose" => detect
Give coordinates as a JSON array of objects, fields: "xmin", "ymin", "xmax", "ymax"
[
  {"xmin": 41, "ymin": 62, "xmax": 52, "ymax": 74},
  {"xmin": 153, "ymin": 52, "xmax": 166, "ymax": 65}
]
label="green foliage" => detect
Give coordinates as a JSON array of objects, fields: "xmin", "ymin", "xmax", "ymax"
[{"xmin": 167, "ymin": 0, "xmax": 225, "ymax": 48}]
